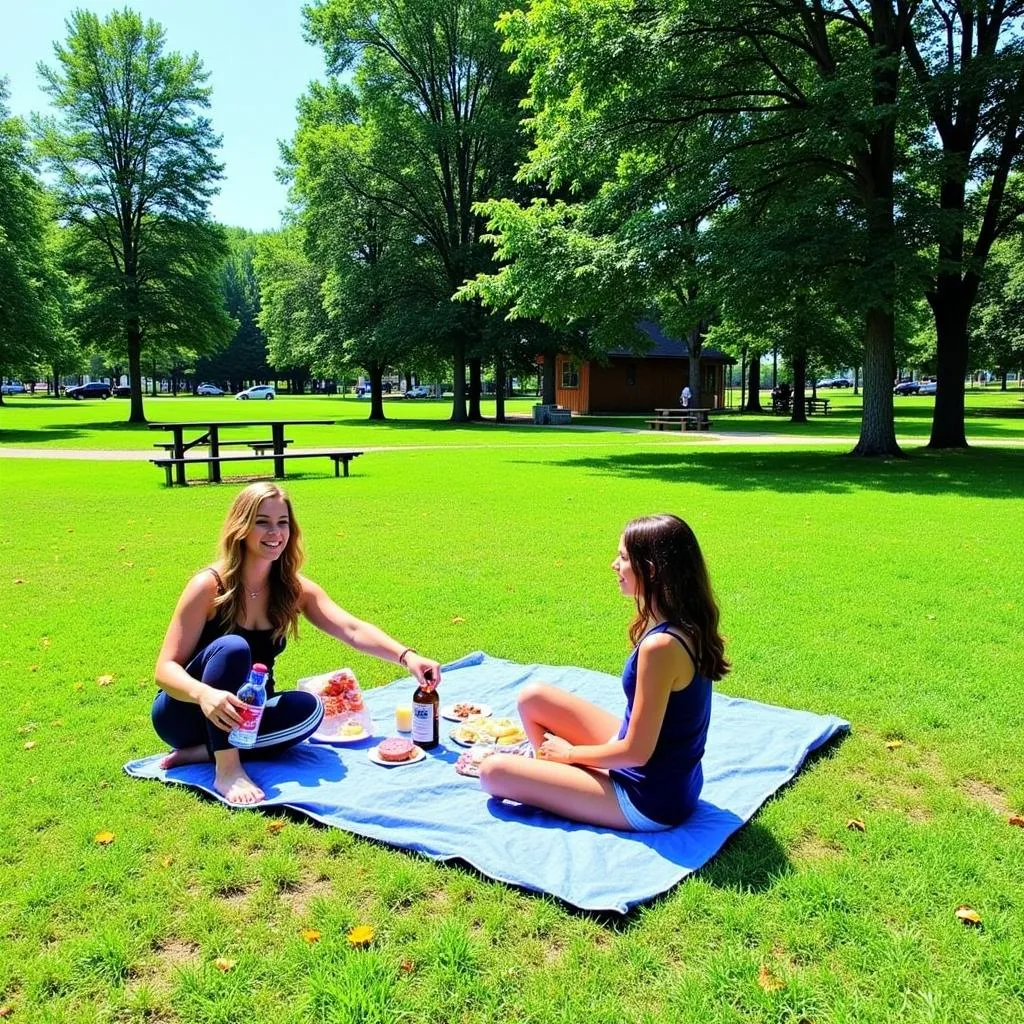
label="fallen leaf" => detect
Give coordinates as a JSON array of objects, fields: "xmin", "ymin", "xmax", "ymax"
[
  {"xmin": 23, "ymin": 741, "xmax": 36, "ymax": 750},
  {"xmin": 13, "ymin": 578, "xmax": 25, "ymax": 584},
  {"xmin": 300, "ymin": 929, "xmax": 321, "ymax": 944},
  {"xmin": 94, "ymin": 831, "xmax": 115, "ymax": 845},
  {"xmin": 213, "ymin": 957, "xmax": 236, "ymax": 972},
  {"xmin": 74, "ymin": 683, "xmax": 84, "ymax": 692},
  {"xmin": 846, "ymin": 819, "xmax": 867, "ymax": 832},
  {"xmin": 41, "ymin": 637, "xmax": 51, "ymax": 648},
  {"xmin": 50, "ymin": 719, "xmax": 64, "ymax": 728},
  {"xmin": 28, "ymin": 665, "xmax": 39, "ymax": 673},
  {"xmin": 122, "ymin": 562, "xmax": 135, "ymax": 569},
  {"xmin": 347, "ymin": 924, "xmax": 375, "ymax": 948},
  {"xmin": 955, "ymin": 905, "xmax": 982, "ymax": 926},
  {"xmin": 450, "ymin": 616, "xmax": 465, "ymax": 624},
  {"xmin": 0, "ymin": 1006, "xmax": 12, "ymax": 1017},
  {"xmin": 160, "ymin": 855, "xmax": 174, "ymax": 868},
  {"xmin": 67, "ymin": 527, "xmax": 74, "ymax": 533},
  {"xmin": 757, "ymin": 964, "xmax": 784, "ymax": 993},
  {"xmin": 16, "ymin": 724, "xmax": 36, "ymax": 735},
  {"xmin": 885, "ymin": 740, "xmax": 903, "ymax": 750},
  {"xmin": 399, "ymin": 959, "xmax": 415, "ymax": 974},
  {"xmin": 266, "ymin": 820, "xmax": 286, "ymax": 834},
  {"xmin": 118, "ymin": 545, "xmax": 126, "ymax": 552},
  {"xmin": 1009, "ymin": 816, "xmax": 1024, "ymax": 829},
  {"xmin": 97, "ymin": 674, "xmax": 114, "ymax": 686}
]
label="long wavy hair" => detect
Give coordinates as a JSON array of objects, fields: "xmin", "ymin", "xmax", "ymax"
[
  {"xmin": 213, "ymin": 483, "xmax": 304, "ymax": 643},
  {"xmin": 624, "ymin": 513, "xmax": 729, "ymax": 680}
]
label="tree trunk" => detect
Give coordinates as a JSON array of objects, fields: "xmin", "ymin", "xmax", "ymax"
[
  {"xmin": 687, "ymin": 325, "xmax": 703, "ymax": 410},
  {"xmin": 852, "ymin": 307, "xmax": 900, "ymax": 455},
  {"xmin": 926, "ymin": 281, "xmax": 970, "ymax": 449},
  {"xmin": 739, "ymin": 347, "xmax": 747, "ymax": 410},
  {"xmin": 495, "ymin": 354, "xmax": 506, "ymax": 423},
  {"xmin": 791, "ymin": 349, "xmax": 808, "ymax": 424},
  {"xmin": 468, "ymin": 357, "xmax": 483, "ymax": 420},
  {"xmin": 127, "ymin": 325, "xmax": 145, "ymax": 423},
  {"xmin": 450, "ymin": 339, "xmax": 468, "ymax": 422},
  {"xmin": 854, "ymin": 366, "xmax": 860, "ymax": 396},
  {"xmin": 745, "ymin": 352, "xmax": 762, "ymax": 411},
  {"xmin": 541, "ymin": 352, "xmax": 557, "ymax": 404},
  {"xmin": 369, "ymin": 361, "xmax": 386, "ymax": 421}
]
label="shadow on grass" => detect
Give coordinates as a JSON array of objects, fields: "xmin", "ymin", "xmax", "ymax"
[{"xmin": 527, "ymin": 446, "xmax": 1024, "ymax": 499}]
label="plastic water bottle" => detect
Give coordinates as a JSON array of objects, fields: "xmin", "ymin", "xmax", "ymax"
[{"xmin": 228, "ymin": 663, "xmax": 269, "ymax": 748}]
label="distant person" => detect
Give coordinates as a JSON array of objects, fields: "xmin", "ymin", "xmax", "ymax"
[
  {"xmin": 680, "ymin": 384, "xmax": 692, "ymax": 408},
  {"xmin": 479, "ymin": 514, "xmax": 729, "ymax": 831},
  {"xmin": 152, "ymin": 482, "xmax": 442, "ymax": 805}
]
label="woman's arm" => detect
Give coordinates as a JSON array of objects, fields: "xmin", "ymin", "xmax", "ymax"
[
  {"xmin": 300, "ymin": 576, "xmax": 442, "ymax": 687},
  {"xmin": 154, "ymin": 572, "xmax": 246, "ymax": 731},
  {"xmin": 539, "ymin": 633, "xmax": 692, "ymax": 769}
]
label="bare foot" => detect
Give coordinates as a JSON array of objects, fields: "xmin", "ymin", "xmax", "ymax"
[
  {"xmin": 214, "ymin": 763, "xmax": 265, "ymax": 805},
  {"xmin": 160, "ymin": 745, "xmax": 210, "ymax": 770}
]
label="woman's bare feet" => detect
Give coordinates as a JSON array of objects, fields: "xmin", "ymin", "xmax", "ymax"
[
  {"xmin": 213, "ymin": 750, "xmax": 264, "ymax": 805},
  {"xmin": 160, "ymin": 745, "xmax": 210, "ymax": 770}
]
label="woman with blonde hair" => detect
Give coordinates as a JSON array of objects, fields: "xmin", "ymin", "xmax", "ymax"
[{"xmin": 152, "ymin": 482, "xmax": 441, "ymax": 805}]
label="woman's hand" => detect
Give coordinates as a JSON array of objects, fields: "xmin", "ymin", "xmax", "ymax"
[
  {"xmin": 538, "ymin": 732, "xmax": 574, "ymax": 763},
  {"xmin": 198, "ymin": 685, "xmax": 246, "ymax": 732},
  {"xmin": 406, "ymin": 654, "xmax": 442, "ymax": 691}
]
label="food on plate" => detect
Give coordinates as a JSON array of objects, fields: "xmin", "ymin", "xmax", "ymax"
[
  {"xmin": 454, "ymin": 741, "xmax": 533, "ymax": 777},
  {"xmin": 452, "ymin": 715, "xmax": 527, "ymax": 746},
  {"xmin": 341, "ymin": 722, "xmax": 365, "ymax": 737},
  {"xmin": 319, "ymin": 669, "xmax": 361, "ymax": 716},
  {"xmin": 451, "ymin": 702, "xmax": 483, "ymax": 719},
  {"xmin": 378, "ymin": 736, "xmax": 417, "ymax": 763}
]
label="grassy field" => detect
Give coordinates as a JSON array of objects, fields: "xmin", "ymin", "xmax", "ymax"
[{"xmin": 1, "ymin": 401, "xmax": 1023, "ymax": 1023}]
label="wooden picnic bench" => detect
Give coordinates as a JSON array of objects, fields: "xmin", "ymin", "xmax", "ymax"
[
  {"xmin": 148, "ymin": 418, "xmax": 355, "ymax": 486},
  {"xmin": 647, "ymin": 408, "xmax": 713, "ymax": 431},
  {"xmin": 804, "ymin": 397, "xmax": 831, "ymax": 415},
  {"xmin": 151, "ymin": 450, "xmax": 363, "ymax": 487}
]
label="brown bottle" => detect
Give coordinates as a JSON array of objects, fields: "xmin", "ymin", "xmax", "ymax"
[{"xmin": 411, "ymin": 670, "xmax": 439, "ymax": 749}]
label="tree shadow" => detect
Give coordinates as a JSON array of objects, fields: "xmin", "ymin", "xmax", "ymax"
[{"xmin": 527, "ymin": 446, "xmax": 1023, "ymax": 499}]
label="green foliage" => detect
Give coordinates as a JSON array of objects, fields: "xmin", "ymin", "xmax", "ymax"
[{"xmin": 34, "ymin": 8, "xmax": 233, "ymax": 418}]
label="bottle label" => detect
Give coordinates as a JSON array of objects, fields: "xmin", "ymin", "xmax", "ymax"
[
  {"xmin": 411, "ymin": 703, "xmax": 434, "ymax": 743},
  {"xmin": 237, "ymin": 706, "xmax": 263, "ymax": 731}
]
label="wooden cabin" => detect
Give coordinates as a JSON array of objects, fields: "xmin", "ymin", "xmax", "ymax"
[{"xmin": 552, "ymin": 321, "xmax": 734, "ymax": 414}]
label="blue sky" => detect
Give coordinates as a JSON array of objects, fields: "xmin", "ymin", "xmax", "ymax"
[{"xmin": 0, "ymin": 1, "xmax": 327, "ymax": 231}]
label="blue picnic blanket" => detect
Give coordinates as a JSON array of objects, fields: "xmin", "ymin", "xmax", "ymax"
[{"xmin": 124, "ymin": 651, "xmax": 849, "ymax": 912}]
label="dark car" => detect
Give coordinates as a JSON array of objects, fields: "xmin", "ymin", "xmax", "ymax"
[
  {"xmin": 893, "ymin": 380, "xmax": 920, "ymax": 395},
  {"xmin": 65, "ymin": 381, "xmax": 111, "ymax": 399},
  {"xmin": 112, "ymin": 385, "xmax": 132, "ymax": 397}
]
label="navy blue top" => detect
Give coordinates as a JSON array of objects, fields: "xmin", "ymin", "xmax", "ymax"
[
  {"xmin": 188, "ymin": 568, "xmax": 286, "ymax": 692},
  {"xmin": 608, "ymin": 622, "xmax": 712, "ymax": 826}
]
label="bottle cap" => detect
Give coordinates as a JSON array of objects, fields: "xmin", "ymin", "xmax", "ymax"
[{"xmin": 252, "ymin": 663, "xmax": 268, "ymax": 673}]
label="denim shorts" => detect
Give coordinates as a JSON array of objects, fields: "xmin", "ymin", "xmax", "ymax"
[{"xmin": 610, "ymin": 777, "xmax": 674, "ymax": 832}]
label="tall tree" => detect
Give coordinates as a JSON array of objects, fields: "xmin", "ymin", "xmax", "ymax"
[
  {"xmin": 303, "ymin": 0, "xmax": 527, "ymax": 422},
  {"xmin": 34, "ymin": 8, "xmax": 232, "ymax": 422},
  {"xmin": 0, "ymin": 80, "xmax": 59, "ymax": 398}
]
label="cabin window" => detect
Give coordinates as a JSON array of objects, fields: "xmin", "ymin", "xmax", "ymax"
[{"xmin": 561, "ymin": 361, "xmax": 580, "ymax": 389}]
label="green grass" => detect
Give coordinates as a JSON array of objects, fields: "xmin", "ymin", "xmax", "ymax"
[{"xmin": 1, "ymin": 405, "xmax": 1023, "ymax": 1022}]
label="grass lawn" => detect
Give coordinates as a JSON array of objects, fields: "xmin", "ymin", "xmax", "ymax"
[{"xmin": 1, "ymin": 405, "xmax": 1023, "ymax": 1022}]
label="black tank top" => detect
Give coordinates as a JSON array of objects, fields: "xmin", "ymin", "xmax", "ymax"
[{"xmin": 190, "ymin": 568, "xmax": 287, "ymax": 691}]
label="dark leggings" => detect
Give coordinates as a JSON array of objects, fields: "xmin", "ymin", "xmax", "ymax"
[{"xmin": 151, "ymin": 635, "xmax": 323, "ymax": 757}]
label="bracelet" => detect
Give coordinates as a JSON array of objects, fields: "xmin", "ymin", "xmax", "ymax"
[{"xmin": 398, "ymin": 647, "xmax": 417, "ymax": 667}]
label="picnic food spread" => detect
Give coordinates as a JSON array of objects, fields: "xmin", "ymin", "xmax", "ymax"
[
  {"xmin": 451, "ymin": 715, "xmax": 527, "ymax": 747},
  {"xmin": 299, "ymin": 668, "xmax": 372, "ymax": 740},
  {"xmin": 452, "ymin": 702, "xmax": 483, "ymax": 719},
  {"xmin": 378, "ymin": 737, "xmax": 417, "ymax": 762},
  {"xmin": 454, "ymin": 740, "xmax": 533, "ymax": 778}
]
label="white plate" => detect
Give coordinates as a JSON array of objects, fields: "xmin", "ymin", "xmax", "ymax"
[
  {"xmin": 440, "ymin": 702, "xmax": 493, "ymax": 722},
  {"xmin": 310, "ymin": 725, "xmax": 373, "ymax": 745},
  {"xmin": 367, "ymin": 743, "xmax": 426, "ymax": 768}
]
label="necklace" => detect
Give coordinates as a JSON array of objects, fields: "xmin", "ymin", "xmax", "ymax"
[{"xmin": 243, "ymin": 580, "xmax": 267, "ymax": 600}]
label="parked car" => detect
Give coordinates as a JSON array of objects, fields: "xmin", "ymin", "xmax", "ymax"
[
  {"xmin": 65, "ymin": 381, "xmax": 111, "ymax": 399},
  {"xmin": 112, "ymin": 385, "xmax": 132, "ymax": 397},
  {"xmin": 1, "ymin": 381, "xmax": 26, "ymax": 394},
  {"xmin": 196, "ymin": 383, "xmax": 225, "ymax": 396},
  {"xmin": 816, "ymin": 377, "xmax": 853, "ymax": 389},
  {"xmin": 235, "ymin": 385, "xmax": 275, "ymax": 400},
  {"xmin": 918, "ymin": 380, "xmax": 937, "ymax": 395},
  {"xmin": 893, "ymin": 380, "xmax": 920, "ymax": 395},
  {"xmin": 406, "ymin": 385, "xmax": 433, "ymax": 399}
]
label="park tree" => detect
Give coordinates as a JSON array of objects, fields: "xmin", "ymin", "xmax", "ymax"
[
  {"xmin": 0, "ymin": 80, "xmax": 61, "ymax": 400},
  {"xmin": 34, "ymin": 8, "xmax": 233, "ymax": 422},
  {"xmin": 303, "ymin": 0, "xmax": 527, "ymax": 422},
  {"xmin": 971, "ymin": 231, "xmax": 1024, "ymax": 385}
]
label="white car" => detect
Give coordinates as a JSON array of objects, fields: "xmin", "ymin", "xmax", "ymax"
[
  {"xmin": 1, "ymin": 381, "xmax": 26, "ymax": 394},
  {"xmin": 196, "ymin": 383, "xmax": 225, "ymax": 396},
  {"xmin": 918, "ymin": 380, "xmax": 937, "ymax": 395},
  {"xmin": 406, "ymin": 385, "xmax": 433, "ymax": 399},
  {"xmin": 235, "ymin": 385, "xmax": 275, "ymax": 400}
]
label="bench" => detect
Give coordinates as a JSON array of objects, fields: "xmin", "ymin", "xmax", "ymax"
[
  {"xmin": 151, "ymin": 450, "xmax": 363, "ymax": 487},
  {"xmin": 153, "ymin": 437, "xmax": 293, "ymax": 456},
  {"xmin": 532, "ymin": 404, "xmax": 572, "ymax": 424},
  {"xmin": 646, "ymin": 415, "xmax": 713, "ymax": 431},
  {"xmin": 805, "ymin": 397, "xmax": 831, "ymax": 415}
]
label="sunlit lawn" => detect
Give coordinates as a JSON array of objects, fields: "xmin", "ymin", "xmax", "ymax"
[{"xmin": 1, "ymin": 411, "xmax": 1022, "ymax": 1022}]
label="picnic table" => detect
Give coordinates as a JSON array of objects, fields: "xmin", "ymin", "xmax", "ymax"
[
  {"xmin": 647, "ymin": 407, "xmax": 714, "ymax": 431},
  {"xmin": 148, "ymin": 419, "xmax": 361, "ymax": 487},
  {"xmin": 804, "ymin": 396, "xmax": 831, "ymax": 415}
]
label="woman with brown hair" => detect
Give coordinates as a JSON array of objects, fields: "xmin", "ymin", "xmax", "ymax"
[
  {"xmin": 152, "ymin": 482, "xmax": 441, "ymax": 805},
  {"xmin": 480, "ymin": 514, "xmax": 728, "ymax": 830}
]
